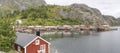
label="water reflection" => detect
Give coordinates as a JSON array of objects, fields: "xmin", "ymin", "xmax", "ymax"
[
  {"xmin": 50, "ymin": 27, "xmax": 120, "ymax": 53},
  {"xmin": 42, "ymin": 30, "xmax": 97, "ymax": 38}
]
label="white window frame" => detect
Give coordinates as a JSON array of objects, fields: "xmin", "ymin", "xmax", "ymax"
[
  {"xmin": 40, "ymin": 44, "xmax": 46, "ymax": 53},
  {"xmin": 35, "ymin": 40, "xmax": 40, "ymax": 45}
]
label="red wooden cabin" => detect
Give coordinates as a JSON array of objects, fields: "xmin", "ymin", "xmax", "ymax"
[{"xmin": 14, "ymin": 32, "xmax": 50, "ymax": 53}]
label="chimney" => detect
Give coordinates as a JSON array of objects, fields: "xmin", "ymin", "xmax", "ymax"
[{"xmin": 36, "ymin": 30, "xmax": 40, "ymax": 36}]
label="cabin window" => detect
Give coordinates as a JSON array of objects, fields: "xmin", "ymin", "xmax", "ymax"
[
  {"xmin": 37, "ymin": 45, "xmax": 46, "ymax": 53},
  {"xmin": 40, "ymin": 45, "xmax": 45, "ymax": 50},
  {"xmin": 35, "ymin": 40, "xmax": 40, "ymax": 45},
  {"xmin": 40, "ymin": 44, "xmax": 46, "ymax": 53}
]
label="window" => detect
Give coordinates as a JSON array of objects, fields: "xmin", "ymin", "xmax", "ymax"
[
  {"xmin": 37, "ymin": 45, "xmax": 46, "ymax": 53},
  {"xmin": 40, "ymin": 45, "xmax": 44, "ymax": 50},
  {"xmin": 35, "ymin": 40, "xmax": 40, "ymax": 45},
  {"xmin": 40, "ymin": 44, "xmax": 46, "ymax": 53}
]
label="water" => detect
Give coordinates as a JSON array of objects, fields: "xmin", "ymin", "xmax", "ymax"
[{"xmin": 50, "ymin": 27, "xmax": 120, "ymax": 53}]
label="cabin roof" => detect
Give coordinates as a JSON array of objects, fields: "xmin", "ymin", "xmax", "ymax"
[
  {"xmin": 15, "ymin": 32, "xmax": 36, "ymax": 47},
  {"xmin": 15, "ymin": 32, "xmax": 50, "ymax": 48}
]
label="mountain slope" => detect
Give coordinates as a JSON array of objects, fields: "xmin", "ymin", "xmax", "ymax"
[
  {"xmin": 0, "ymin": 0, "xmax": 46, "ymax": 17},
  {"xmin": 5, "ymin": 4, "xmax": 118, "ymax": 26},
  {"xmin": 0, "ymin": 0, "xmax": 118, "ymax": 26},
  {"xmin": 0, "ymin": 0, "xmax": 46, "ymax": 9},
  {"xmin": 58, "ymin": 4, "xmax": 106, "ymax": 25}
]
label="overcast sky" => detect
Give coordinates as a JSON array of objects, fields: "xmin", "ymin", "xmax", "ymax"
[{"xmin": 45, "ymin": 0, "xmax": 120, "ymax": 18}]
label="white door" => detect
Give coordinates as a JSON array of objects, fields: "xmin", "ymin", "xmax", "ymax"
[
  {"xmin": 38, "ymin": 44, "xmax": 46, "ymax": 53},
  {"xmin": 17, "ymin": 46, "xmax": 21, "ymax": 53},
  {"xmin": 40, "ymin": 44, "xmax": 46, "ymax": 53}
]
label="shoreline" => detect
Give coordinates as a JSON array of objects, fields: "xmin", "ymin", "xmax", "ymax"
[{"xmin": 15, "ymin": 25, "xmax": 117, "ymax": 33}]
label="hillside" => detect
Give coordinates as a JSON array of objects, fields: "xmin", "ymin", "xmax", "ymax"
[
  {"xmin": 0, "ymin": 1, "xmax": 119, "ymax": 52},
  {"xmin": 116, "ymin": 17, "xmax": 120, "ymax": 25},
  {"xmin": 0, "ymin": 0, "xmax": 46, "ymax": 8},
  {"xmin": 3, "ymin": 4, "xmax": 117, "ymax": 26},
  {"xmin": 0, "ymin": 0, "xmax": 118, "ymax": 26},
  {"xmin": 0, "ymin": 0, "xmax": 46, "ymax": 17},
  {"xmin": 103, "ymin": 15, "xmax": 118, "ymax": 26}
]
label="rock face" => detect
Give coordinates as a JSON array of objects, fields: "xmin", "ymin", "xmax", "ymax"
[
  {"xmin": 102, "ymin": 15, "xmax": 118, "ymax": 26},
  {"xmin": 0, "ymin": 1, "xmax": 118, "ymax": 26},
  {"xmin": 117, "ymin": 18, "xmax": 120, "ymax": 25},
  {"xmin": 14, "ymin": 0, "xmax": 46, "ymax": 9},
  {"xmin": 0, "ymin": 0, "xmax": 46, "ymax": 17},
  {"xmin": 58, "ymin": 4, "xmax": 108, "ymax": 25},
  {"xmin": 56, "ymin": 3, "xmax": 118, "ymax": 26},
  {"xmin": 0, "ymin": 0, "xmax": 46, "ymax": 9}
]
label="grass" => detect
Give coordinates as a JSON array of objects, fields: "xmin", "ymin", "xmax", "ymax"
[{"xmin": 7, "ymin": 49, "xmax": 17, "ymax": 53}]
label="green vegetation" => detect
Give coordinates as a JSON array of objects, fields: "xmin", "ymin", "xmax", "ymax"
[
  {"xmin": 7, "ymin": 49, "xmax": 17, "ymax": 53},
  {"xmin": 0, "ymin": 5, "xmax": 90, "ymax": 52},
  {"xmin": 4, "ymin": 5, "xmax": 88, "ymax": 26},
  {"xmin": 0, "ymin": 5, "xmax": 88, "ymax": 52},
  {"xmin": 1, "ymin": 4, "xmax": 119, "ymax": 26},
  {"xmin": 0, "ymin": 5, "xmax": 79, "ymax": 26},
  {"xmin": 0, "ymin": 18, "xmax": 16, "ymax": 52},
  {"xmin": 0, "ymin": 4, "xmax": 119, "ymax": 52}
]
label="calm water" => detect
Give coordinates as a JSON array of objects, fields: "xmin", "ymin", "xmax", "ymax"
[{"xmin": 50, "ymin": 27, "xmax": 120, "ymax": 53}]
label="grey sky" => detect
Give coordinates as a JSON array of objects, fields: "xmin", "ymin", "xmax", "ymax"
[{"xmin": 45, "ymin": 0, "xmax": 120, "ymax": 18}]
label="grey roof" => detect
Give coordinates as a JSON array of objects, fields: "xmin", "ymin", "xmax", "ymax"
[{"xmin": 15, "ymin": 32, "xmax": 37, "ymax": 47}]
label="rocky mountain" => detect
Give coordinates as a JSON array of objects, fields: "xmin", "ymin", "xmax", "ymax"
[
  {"xmin": 57, "ymin": 4, "xmax": 117, "ymax": 25},
  {"xmin": 0, "ymin": 0, "xmax": 118, "ymax": 26},
  {"xmin": 0, "ymin": 0, "xmax": 46, "ymax": 9},
  {"xmin": 0, "ymin": 0, "xmax": 46, "ymax": 17},
  {"xmin": 103, "ymin": 15, "xmax": 118, "ymax": 26},
  {"xmin": 116, "ymin": 17, "xmax": 120, "ymax": 25}
]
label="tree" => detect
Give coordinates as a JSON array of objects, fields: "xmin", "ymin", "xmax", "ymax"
[{"xmin": 0, "ymin": 18, "xmax": 16, "ymax": 52}]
